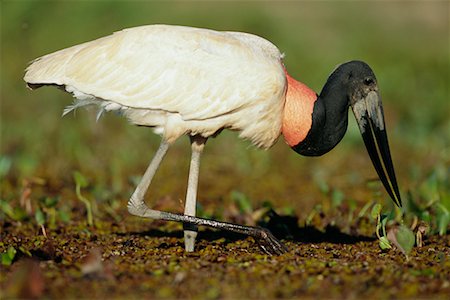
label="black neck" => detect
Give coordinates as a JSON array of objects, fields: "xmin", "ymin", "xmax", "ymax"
[{"xmin": 292, "ymin": 80, "xmax": 349, "ymax": 156}]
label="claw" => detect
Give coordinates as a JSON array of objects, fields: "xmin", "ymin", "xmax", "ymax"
[{"xmin": 256, "ymin": 227, "xmax": 288, "ymax": 255}]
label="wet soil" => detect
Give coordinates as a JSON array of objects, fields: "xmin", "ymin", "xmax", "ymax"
[{"xmin": 1, "ymin": 212, "xmax": 449, "ymax": 299}]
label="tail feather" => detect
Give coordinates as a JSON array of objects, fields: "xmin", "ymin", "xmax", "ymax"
[{"xmin": 62, "ymin": 99, "xmax": 98, "ymax": 117}]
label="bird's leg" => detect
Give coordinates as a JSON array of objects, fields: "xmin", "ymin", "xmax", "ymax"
[
  {"xmin": 127, "ymin": 141, "xmax": 170, "ymax": 219},
  {"xmin": 127, "ymin": 139, "xmax": 287, "ymax": 255},
  {"xmin": 183, "ymin": 135, "xmax": 207, "ymax": 252}
]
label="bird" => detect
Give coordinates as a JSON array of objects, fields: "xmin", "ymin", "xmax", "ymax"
[{"xmin": 24, "ymin": 24, "xmax": 402, "ymax": 255}]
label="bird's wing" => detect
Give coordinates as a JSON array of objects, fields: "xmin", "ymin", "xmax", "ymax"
[{"xmin": 24, "ymin": 25, "xmax": 286, "ymax": 121}]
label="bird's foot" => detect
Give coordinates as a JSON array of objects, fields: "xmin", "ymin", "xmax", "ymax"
[
  {"xmin": 183, "ymin": 223, "xmax": 198, "ymax": 252},
  {"xmin": 184, "ymin": 230, "xmax": 198, "ymax": 252},
  {"xmin": 255, "ymin": 227, "xmax": 288, "ymax": 255}
]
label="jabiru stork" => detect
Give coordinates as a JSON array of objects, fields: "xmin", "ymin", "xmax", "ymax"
[{"xmin": 24, "ymin": 25, "xmax": 402, "ymax": 255}]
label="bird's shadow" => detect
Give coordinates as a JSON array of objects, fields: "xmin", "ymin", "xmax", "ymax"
[{"xmin": 122, "ymin": 211, "xmax": 374, "ymax": 246}]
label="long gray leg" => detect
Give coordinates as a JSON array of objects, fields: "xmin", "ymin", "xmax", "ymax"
[
  {"xmin": 127, "ymin": 139, "xmax": 287, "ymax": 255},
  {"xmin": 127, "ymin": 141, "xmax": 170, "ymax": 219},
  {"xmin": 183, "ymin": 136, "xmax": 207, "ymax": 252}
]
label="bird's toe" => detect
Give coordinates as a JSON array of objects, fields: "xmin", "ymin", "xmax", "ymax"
[{"xmin": 257, "ymin": 227, "xmax": 288, "ymax": 255}]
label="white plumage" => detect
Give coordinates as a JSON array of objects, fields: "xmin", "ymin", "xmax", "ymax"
[{"xmin": 25, "ymin": 25, "xmax": 287, "ymax": 148}]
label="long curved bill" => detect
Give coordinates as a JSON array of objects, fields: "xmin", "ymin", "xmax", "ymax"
[{"xmin": 352, "ymin": 91, "xmax": 402, "ymax": 207}]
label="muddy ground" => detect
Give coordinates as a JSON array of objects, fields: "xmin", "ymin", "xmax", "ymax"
[{"xmin": 1, "ymin": 193, "xmax": 449, "ymax": 299}]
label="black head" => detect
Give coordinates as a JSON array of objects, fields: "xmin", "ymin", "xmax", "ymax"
[
  {"xmin": 332, "ymin": 60, "xmax": 378, "ymax": 105},
  {"xmin": 293, "ymin": 60, "xmax": 402, "ymax": 207}
]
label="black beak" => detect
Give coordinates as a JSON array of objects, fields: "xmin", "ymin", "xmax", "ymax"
[{"xmin": 351, "ymin": 91, "xmax": 402, "ymax": 207}]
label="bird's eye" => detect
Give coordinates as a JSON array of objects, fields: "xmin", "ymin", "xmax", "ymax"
[{"xmin": 364, "ymin": 77, "xmax": 375, "ymax": 85}]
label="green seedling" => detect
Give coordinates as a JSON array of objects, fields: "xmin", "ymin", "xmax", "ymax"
[
  {"xmin": 331, "ymin": 189, "xmax": 345, "ymax": 208},
  {"xmin": 39, "ymin": 196, "xmax": 60, "ymax": 229},
  {"xmin": 415, "ymin": 168, "xmax": 449, "ymax": 235},
  {"xmin": 0, "ymin": 200, "xmax": 27, "ymax": 221},
  {"xmin": 405, "ymin": 169, "xmax": 448, "ymax": 237},
  {"xmin": 58, "ymin": 209, "xmax": 71, "ymax": 223},
  {"xmin": 1, "ymin": 246, "xmax": 17, "ymax": 266},
  {"xmin": 378, "ymin": 236, "xmax": 391, "ymax": 250},
  {"xmin": 18, "ymin": 246, "xmax": 32, "ymax": 257},
  {"xmin": 435, "ymin": 203, "xmax": 449, "ymax": 236},
  {"xmin": 372, "ymin": 203, "xmax": 416, "ymax": 257},
  {"xmin": 371, "ymin": 203, "xmax": 392, "ymax": 250},
  {"xmin": 358, "ymin": 200, "xmax": 375, "ymax": 218},
  {"xmin": 231, "ymin": 190, "xmax": 253, "ymax": 214},
  {"xmin": 73, "ymin": 171, "xmax": 94, "ymax": 226},
  {"xmin": 45, "ymin": 198, "xmax": 57, "ymax": 228},
  {"xmin": 35, "ymin": 208, "xmax": 47, "ymax": 237}
]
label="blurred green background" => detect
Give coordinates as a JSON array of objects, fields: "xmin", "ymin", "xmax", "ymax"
[{"xmin": 1, "ymin": 1, "xmax": 449, "ymax": 218}]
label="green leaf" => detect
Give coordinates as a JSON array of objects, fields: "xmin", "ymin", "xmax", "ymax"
[
  {"xmin": 282, "ymin": 206, "xmax": 295, "ymax": 216},
  {"xmin": 1, "ymin": 246, "xmax": 17, "ymax": 266},
  {"xmin": 435, "ymin": 203, "xmax": 449, "ymax": 236},
  {"xmin": 1, "ymin": 200, "xmax": 28, "ymax": 221},
  {"xmin": 331, "ymin": 189, "xmax": 345, "ymax": 207},
  {"xmin": 35, "ymin": 208, "xmax": 45, "ymax": 226},
  {"xmin": 19, "ymin": 246, "xmax": 32, "ymax": 257},
  {"xmin": 317, "ymin": 179, "xmax": 329, "ymax": 195},
  {"xmin": 358, "ymin": 200, "xmax": 373, "ymax": 218},
  {"xmin": 231, "ymin": 190, "xmax": 252, "ymax": 214},
  {"xmin": 58, "ymin": 210, "xmax": 71, "ymax": 223},
  {"xmin": 43, "ymin": 196, "xmax": 59, "ymax": 208},
  {"xmin": 437, "ymin": 212, "xmax": 449, "ymax": 236},
  {"xmin": 371, "ymin": 204, "xmax": 382, "ymax": 219},
  {"xmin": 7, "ymin": 246, "xmax": 16, "ymax": 258},
  {"xmin": 379, "ymin": 236, "xmax": 392, "ymax": 250},
  {"xmin": 13, "ymin": 207, "xmax": 28, "ymax": 221},
  {"xmin": 73, "ymin": 171, "xmax": 88, "ymax": 188},
  {"xmin": 396, "ymin": 225, "xmax": 415, "ymax": 255},
  {"xmin": 419, "ymin": 171, "xmax": 439, "ymax": 202},
  {"xmin": 420, "ymin": 210, "xmax": 432, "ymax": 224},
  {"xmin": 153, "ymin": 269, "xmax": 165, "ymax": 276},
  {"xmin": 380, "ymin": 214, "xmax": 389, "ymax": 228},
  {"xmin": 0, "ymin": 200, "xmax": 14, "ymax": 218}
]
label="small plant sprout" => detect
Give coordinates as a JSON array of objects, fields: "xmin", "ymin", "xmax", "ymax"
[
  {"xmin": 371, "ymin": 203, "xmax": 416, "ymax": 258},
  {"xmin": 73, "ymin": 171, "xmax": 94, "ymax": 226},
  {"xmin": 1, "ymin": 246, "xmax": 17, "ymax": 266},
  {"xmin": 387, "ymin": 225, "xmax": 415, "ymax": 259},
  {"xmin": 358, "ymin": 200, "xmax": 375, "ymax": 219},
  {"xmin": 231, "ymin": 190, "xmax": 253, "ymax": 214},
  {"xmin": 41, "ymin": 196, "xmax": 59, "ymax": 229},
  {"xmin": 435, "ymin": 203, "xmax": 449, "ymax": 236},
  {"xmin": 371, "ymin": 203, "xmax": 391, "ymax": 250},
  {"xmin": 35, "ymin": 208, "xmax": 47, "ymax": 237}
]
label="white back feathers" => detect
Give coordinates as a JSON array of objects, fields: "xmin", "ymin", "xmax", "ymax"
[{"xmin": 24, "ymin": 24, "xmax": 287, "ymax": 148}]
